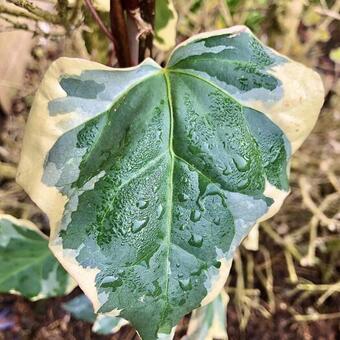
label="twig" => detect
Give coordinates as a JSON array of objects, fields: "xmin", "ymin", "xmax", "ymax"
[
  {"xmin": 0, "ymin": 162, "xmax": 17, "ymax": 179},
  {"xmin": 84, "ymin": 0, "xmax": 114, "ymax": 42},
  {"xmin": 260, "ymin": 221, "xmax": 303, "ymax": 261},
  {"xmin": 219, "ymin": 0, "xmax": 233, "ymax": 26},
  {"xmin": 284, "ymin": 250, "xmax": 298, "ymax": 284},
  {"xmin": 315, "ymin": 6, "xmax": 340, "ymax": 20},
  {"xmin": 299, "ymin": 176, "xmax": 340, "ymax": 230},
  {"xmin": 138, "ymin": 0, "xmax": 155, "ymax": 62},
  {"xmin": 317, "ymin": 282, "xmax": 340, "ymax": 306},
  {"xmin": 257, "ymin": 247, "xmax": 276, "ymax": 313},
  {"xmin": 0, "ymin": 14, "xmax": 30, "ymax": 31},
  {"xmin": 304, "ymin": 0, "xmax": 340, "ymax": 54},
  {"xmin": 0, "ymin": 14, "xmax": 66, "ymax": 37},
  {"xmin": 127, "ymin": 8, "xmax": 153, "ymax": 40},
  {"xmin": 321, "ymin": 160, "xmax": 340, "ymax": 193},
  {"xmin": 0, "ymin": 3, "xmax": 40, "ymax": 21},
  {"xmin": 294, "ymin": 311, "xmax": 340, "ymax": 321},
  {"xmin": 7, "ymin": 0, "xmax": 60, "ymax": 24},
  {"xmin": 69, "ymin": 0, "xmax": 83, "ymax": 25},
  {"xmin": 226, "ymin": 287, "xmax": 260, "ymax": 296},
  {"xmin": 296, "ymin": 283, "xmax": 340, "ymax": 292},
  {"xmin": 57, "ymin": 0, "xmax": 70, "ymax": 30}
]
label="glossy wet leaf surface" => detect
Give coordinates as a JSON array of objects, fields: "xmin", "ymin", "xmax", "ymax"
[{"xmin": 17, "ymin": 26, "xmax": 323, "ymax": 340}]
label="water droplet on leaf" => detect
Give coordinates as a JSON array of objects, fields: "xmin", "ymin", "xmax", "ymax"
[
  {"xmin": 131, "ymin": 218, "xmax": 149, "ymax": 233},
  {"xmin": 179, "ymin": 278, "xmax": 192, "ymax": 291},
  {"xmin": 223, "ymin": 161, "xmax": 233, "ymax": 175},
  {"xmin": 190, "ymin": 210, "xmax": 201, "ymax": 222},
  {"xmin": 179, "ymin": 298, "xmax": 186, "ymax": 306},
  {"xmin": 213, "ymin": 217, "xmax": 220, "ymax": 225},
  {"xmin": 157, "ymin": 204, "xmax": 164, "ymax": 219},
  {"xmin": 188, "ymin": 233, "xmax": 203, "ymax": 248},
  {"xmin": 178, "ymin": 193, "xmax": 189, "ymax": 202},
  {"xmin": 237, "ymin": 177, "xmax": 249, "ymax": 189},
  {"xmin": 233, "ymin": 154, "xmax": 250, "ymax": 172},
  {"xmin": 100, "ymin": 275, "xmax": 123, "ymax": 290},
  {"xmin": 213, "ymin": 260, "xmax": 221, "ymax": 268},
  {"xmin": 136, "ymin": 200, "xmax": 149, "ymax": 209}
]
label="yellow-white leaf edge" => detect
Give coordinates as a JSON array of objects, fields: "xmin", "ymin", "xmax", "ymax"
[{"xmin": 16, "ymin": 26, "xmax": 324, "ymax": 316}]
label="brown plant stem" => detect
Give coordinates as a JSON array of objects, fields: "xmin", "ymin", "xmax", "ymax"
[
  {"xmin": 121, "ymin": 0, "xmax": 140, "ymax": 65},
  {"xmin": 121, "ymin": 0, "xmax": 139, "ymax": 11},
  {"xmin": 110, "ymin": 0, "xmax": 132, "ymax": 67},
  {"xmin": 121, "ymin": 0, "xmax": 154, "ymax": 64}
]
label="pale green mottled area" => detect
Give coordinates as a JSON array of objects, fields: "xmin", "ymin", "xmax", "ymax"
[
  {"xmin": 168, "ymin": 31, "xmax": 286, "ymax": 103},
  {"xmin": 63, "ymin": 294, "xmax": 128, "ymax": 335},
  {"xmin": 185, "ymin": 293, "xmax": 228, "ymax": 340},
  {"xmin": 48, "ymin": 63, "xmax": 160, "ymax": 117},
  {"xmin": 0, "ymin": 216, "xmax": 71, "ymax": 299},
  {"xmin": 42, "ymin": 29, "xmax": 290, "ymax": 339}
]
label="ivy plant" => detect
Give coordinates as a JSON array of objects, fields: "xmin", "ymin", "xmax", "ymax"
[
  {"xmin": 0, "ymin": 215, "xmax": 75, "ymax": 300},
  {"xmin": 63, "ymin": 294, "xmax": 128, "ymax": 335},
  {"xmin": 184, "ymin": 291, "xmax": 229, "ymax": 340},
  {"xmin": 16, "ymin": 26, "xmax": 323, "ymax": 339}
]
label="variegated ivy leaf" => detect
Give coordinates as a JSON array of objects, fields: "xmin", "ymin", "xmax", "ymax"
[
  {"xmin": 63, "ymin": 294, "xmax": 97, "ymax": 322},
  {"xmin": 17, "ymin": 26, "xmax": 323, "ymax": 340},
  {"xmin": 154, "ymin": 0, "xmax": 178, "ymax": 50},
  {"xmin": 63, "ymin": 294, "xmax": 128, "ymax": 335},
  {"xmin": 0, "ymin": 214, "xmax": 75, "ymax": 300},
  {"xmin": 183, "ymin": 292, "xmax": 229, "ymax": 340},
  {"xmin": 93, "ymin": 314, "xmax": 128, "ymax": 335}
]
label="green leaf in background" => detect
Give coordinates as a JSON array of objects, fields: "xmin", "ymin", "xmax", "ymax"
[
  {"xmin": 184, "ymin": 292, "xmax": 229, "ymax": 340},
  {"xmin": 330, "ymin": 47, "xmax": 340, "ymax": 64},
  {"xmin": 154, "ymin": 0, "xmax": 178, "ymax": 50},
  {"xmin": 0, "ymin": 215, "xmax": 75, "ymax": 300},
  {"xmin": 93, "ymin": 314, "xmax": 128, "ymax": 335},
  {"xmin": 17, "ymin": 26, "xmax": 324, "ymax": 339},
  {"xmin": 63, "ymin": 294, "xmax": 97, "ymax": 322},
  {"xmin": 63, "ymin": 294, "xmax": 128, "ymax": 335}
]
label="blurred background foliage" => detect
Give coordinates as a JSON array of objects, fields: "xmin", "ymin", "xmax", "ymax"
[{"xmin": 0, "ymin": 0, "xmax": 339, "ymax": 339}]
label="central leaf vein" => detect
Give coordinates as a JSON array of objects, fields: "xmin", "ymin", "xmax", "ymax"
[{"xmin": 161, "ymin": 71, "xmax": 175, "ymax": 325}]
